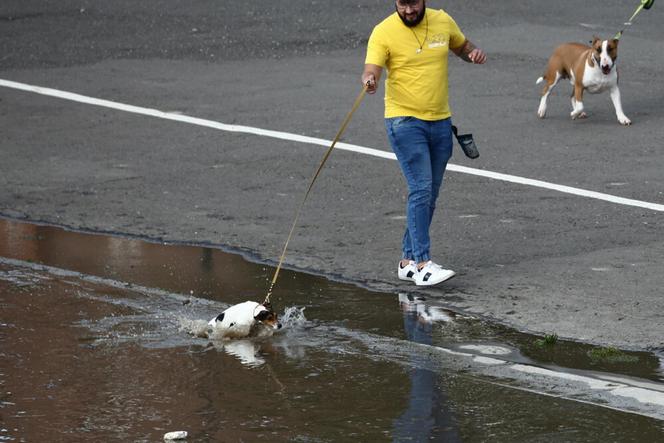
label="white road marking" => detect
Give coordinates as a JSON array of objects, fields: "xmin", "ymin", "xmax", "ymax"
[
  {"xmin": 460, "ymin": 344, "xmax": 513, "ymax": 355},
  {"xmin": 512, "ymin": 364, "xmax": 624, "ymax": 390},
  {"xmin": 2, "ymin": 78, "xmax": 663, "ymax": 212},
  {"xmin": 473, "ymin": 356, "xmax": 506, "ymax": 365}
]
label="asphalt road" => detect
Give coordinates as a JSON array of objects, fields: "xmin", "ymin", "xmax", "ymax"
[{"xmin": 1, "ymin": 0, "xmax": 663, "ymax": 351}]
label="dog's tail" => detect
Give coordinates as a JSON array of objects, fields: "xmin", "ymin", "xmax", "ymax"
[{"xmin": 536, "ymin": 76, "xmax": 544, "ymax": 85}]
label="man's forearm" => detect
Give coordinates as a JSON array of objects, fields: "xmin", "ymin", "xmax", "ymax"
[
  {"xmin": 452, "ymin": 40, "xmax": 487, "ymax": 64},
  {"xmin": 453, "ymin": 40, "xmax": 476, "ymax": 62}
]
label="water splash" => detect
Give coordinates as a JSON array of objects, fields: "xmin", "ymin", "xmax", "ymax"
[
  {"xmin": 178, "ymin": 318, "xmax": 209, "ymax": 338},
  {"xmin": 280, "ymin": 306, "xmax": 308, "ymax": 328}
]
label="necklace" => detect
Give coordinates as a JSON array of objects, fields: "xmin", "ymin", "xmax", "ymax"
[{"xmin": 409, "ymin": 12, "xmax": 428, "ymax": 54}]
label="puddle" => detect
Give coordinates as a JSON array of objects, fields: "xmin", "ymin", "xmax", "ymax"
[{"xmin": 1, "ymin": 218, "xmax": 663, "ymax": 441}]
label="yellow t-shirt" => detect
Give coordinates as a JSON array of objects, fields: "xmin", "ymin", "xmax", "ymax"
[{"xmin": 365, "ymin": 9, "xmax": 466, "ymax": 120}]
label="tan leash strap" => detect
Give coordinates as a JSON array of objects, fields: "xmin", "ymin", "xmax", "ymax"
[{"xmin": 264, "ymin": 85, "xmax": 368, "ymax": 304}]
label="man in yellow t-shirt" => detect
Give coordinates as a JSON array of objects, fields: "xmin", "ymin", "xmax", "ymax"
[{"xmin": 362, "ymin": 0, "xmax": 486, "ymax": 286}]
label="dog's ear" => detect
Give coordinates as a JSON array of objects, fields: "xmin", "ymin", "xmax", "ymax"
[
  {"xmin": 590, "ymin": 35, "xmax": 601, "ymax": 46},
  {"xmin": 612, "ymin": 38, "xmax": 619, "ymax": 47},
  {"xmin": 254, "ymin": 310, "xmax": 271, "ymax": 321}
]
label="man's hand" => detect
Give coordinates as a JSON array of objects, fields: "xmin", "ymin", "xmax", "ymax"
[
  {"xmin": 362, "ymin": 64, "xmax": 383, "ymax": 94},
  {"xmin": 363, "ymin": 74, "xmax": 377, "ymax": 94},
  {"xmin": 467, "ymin": 48, "xmax": 487, "ymax": 64}
]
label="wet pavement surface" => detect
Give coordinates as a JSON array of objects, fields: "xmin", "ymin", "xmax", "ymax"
[{"xmin": 2, "ymin": 219, "xmax": 664, "ymax": 441}]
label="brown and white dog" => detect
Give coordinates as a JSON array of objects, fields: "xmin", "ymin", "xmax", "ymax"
[{"xmin": 537, "ymin": 37, "xmax": 630, "ymax": 125}]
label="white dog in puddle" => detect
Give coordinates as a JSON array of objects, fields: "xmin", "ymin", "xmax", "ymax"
[{"xmin": 207, "ymin": 301, "xmax": 282, "ymax": 339}]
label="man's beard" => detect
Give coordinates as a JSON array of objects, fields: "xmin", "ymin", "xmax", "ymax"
[{"xmin": 396, "ymin": 2, "xmax": 426, "ymax": 27}]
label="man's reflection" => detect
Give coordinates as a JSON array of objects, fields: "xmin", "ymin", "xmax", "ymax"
[{"xmin": 392, "ymin": 294, "xmax": 461, "ymax": 442}]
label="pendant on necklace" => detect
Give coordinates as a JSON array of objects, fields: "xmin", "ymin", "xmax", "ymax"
[{"xmin": 416, "ymin": 48, "xmax": 422, "ymax": 54}]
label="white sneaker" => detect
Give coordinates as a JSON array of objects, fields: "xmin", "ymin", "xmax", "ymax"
[
  {"xmin": 398, "ymin": 260, "xmax": 417, "ymax": 281},
  {"xmin": 414, "ymin": 261, "xmax": 456, "ymax": 286}
]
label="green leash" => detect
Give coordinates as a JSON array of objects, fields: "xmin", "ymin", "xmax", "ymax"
[{"xmin": 614, "ymin": 0, "xmax": 655, "ymax": 40}]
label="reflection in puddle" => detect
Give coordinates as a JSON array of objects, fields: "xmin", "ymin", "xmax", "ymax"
[
  {"xmin": 213, "ymin": 340, "xmax": 267, "ymax": 367},
  {"xmin": 398, "ymin": 292, "xmax": 456, "ymax": 323},
  {"xmin": 396, "ymin": 293, "xmax": 461, "ymax": 442},
  {"xmin": 2, "ymin": 218, "xmax": 664, "ymax": 441}
]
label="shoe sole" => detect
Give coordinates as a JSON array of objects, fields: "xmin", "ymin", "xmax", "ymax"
[{"xmin": 415, "ymin": 271, "xmax": 456, "ymax": 286}]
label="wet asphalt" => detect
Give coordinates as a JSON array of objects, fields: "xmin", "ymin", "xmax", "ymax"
[{"xmin": 1, "ymin": 0, "xmax": 663, "ymax": 351}]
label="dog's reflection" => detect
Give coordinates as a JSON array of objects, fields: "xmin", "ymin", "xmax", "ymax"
[{"xmin": 212, "ymin": 339, "xmax": 266, "ymax": 367}]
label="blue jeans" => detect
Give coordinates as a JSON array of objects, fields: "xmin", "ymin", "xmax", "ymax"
[{"xmin": 385, "ymin": 117, "xmax": 453, "ymax": 263}]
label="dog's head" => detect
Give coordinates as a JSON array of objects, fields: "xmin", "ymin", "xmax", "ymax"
[
  {"xmin": 591, "ymin": 36, "xmax": 619, "ymax": 75},
  {"xmin": 253, "ymin": 303, "xmax": 282, "ymax": 330}
]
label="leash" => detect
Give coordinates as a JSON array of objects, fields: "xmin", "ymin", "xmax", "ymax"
[
  {"xmin": 614, "ymin": 0, "xmax": 655, "ymax": 40},
  {"xmin": 263, "ymin": 84, "xmax": 368, "ymax": 306}
]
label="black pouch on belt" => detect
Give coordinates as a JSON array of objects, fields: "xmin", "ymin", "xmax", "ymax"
[{"xmin": 452, "ymin": 125, "xmax": 479, "ymax": 159}]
